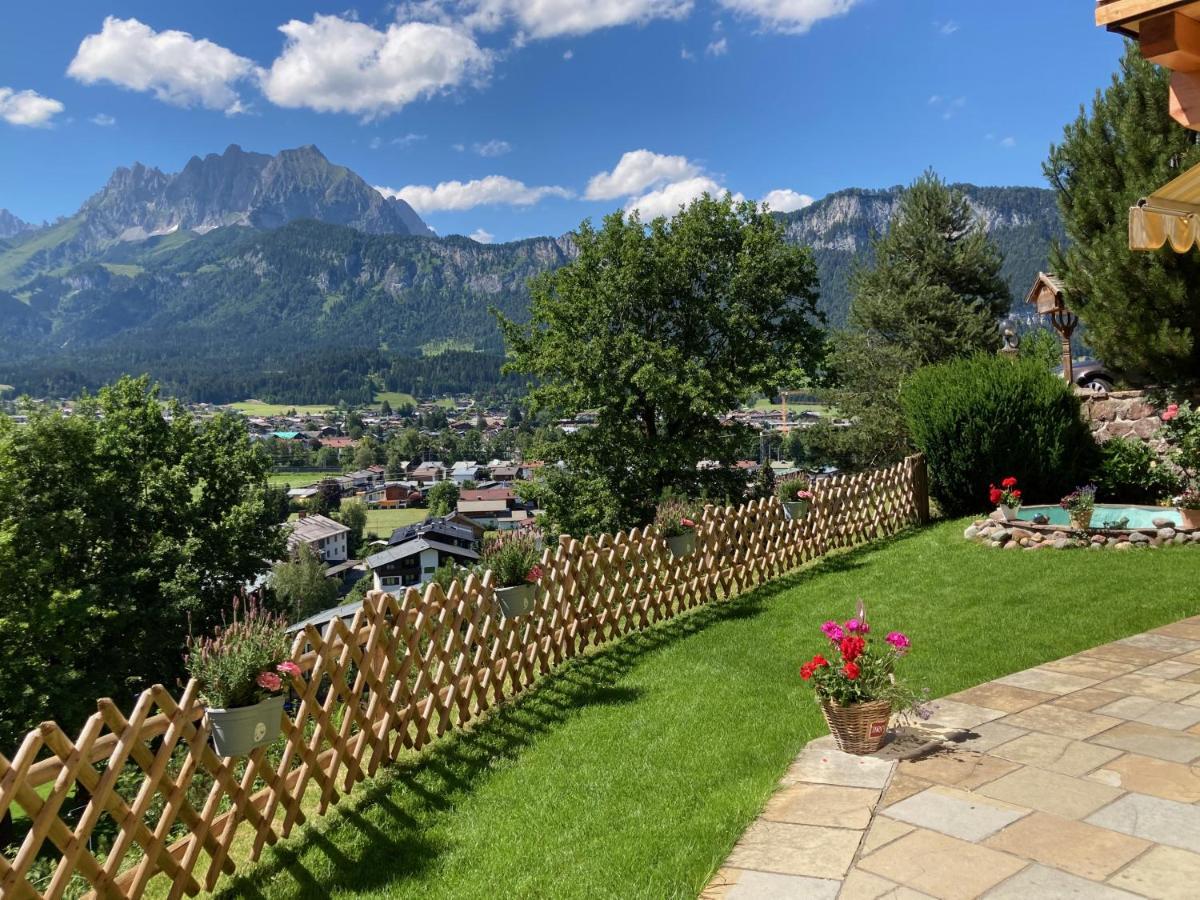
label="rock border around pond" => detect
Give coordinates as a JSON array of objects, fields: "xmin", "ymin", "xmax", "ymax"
[{"xmin": 964, "ymin": 512, "xmax": 1200, "ymax": 550}]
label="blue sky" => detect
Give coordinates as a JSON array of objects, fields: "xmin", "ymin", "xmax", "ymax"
[{"xmin": 1, "ymin": 1, "xmax": 1123, "ymax": 243}]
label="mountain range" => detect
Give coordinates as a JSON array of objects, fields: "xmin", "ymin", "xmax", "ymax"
[{"xmin": 0, "ymin": 145, "xmax": 1064, "ymax": 402}]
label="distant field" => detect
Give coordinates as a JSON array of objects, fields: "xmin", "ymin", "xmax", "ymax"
[
  {"xmin": 230, "ymin": 401, "xmax": 334, "ymax": 416},
  {"xmin": 267, "ymin": 471, "xmax": 332, "ymax": 489},
  {"xmin": 286, "ymin": 506, "xmax": 427, "ymax": 537},
  {"xmin": 748, "ymin": 398, "xmax": 828, "ymax": 415},
  {"xmin": 100, "ymin": 262, "xmax": 143, "ymax": 277},
  {"xmin": 372, "ymin": 391, "xmax": 416, "ymax": 409}
]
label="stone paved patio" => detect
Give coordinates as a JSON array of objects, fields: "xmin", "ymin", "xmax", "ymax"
[{"xmin": 703, "ymin": 615, "xmax": 1200, "ymax": 899}]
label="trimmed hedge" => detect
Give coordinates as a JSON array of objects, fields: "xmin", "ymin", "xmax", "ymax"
[{"xmin": 900, "ymin": 354, "xmax": 1099, "ymax": 516}]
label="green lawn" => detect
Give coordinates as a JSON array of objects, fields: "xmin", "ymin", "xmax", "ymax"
[
  {"xmin": 372, "ymin": 391, "xmax": 416, "ymax": 410},
  {"xmin": 214, "ymin": 519, "xmax": 1200, "ymax": 899},
  {"xmin": 267, "ymin": 471, "xmax": 331, "ymax": 489},
  {"xmin": 229, "ymin": 401, "xmax": 335, "ymax": 417},
  {"xmin": 364, "ymin": 507, "xmax": 426, "ymax": 535}
]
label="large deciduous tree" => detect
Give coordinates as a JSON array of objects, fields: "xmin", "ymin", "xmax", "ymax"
[
  {"xmin": 498, "ymin": 194, "xmax": 824, "ymax": 533},
  {"xmin": 817, "ymin": 171, "xmax": 1011, "ymax": 468},
  {"xmin": 1046, "ymin": 43, "xmax": 1200, "ymax": 388},
  {"xmin": 0, "ymin": 376, "xmax": 284, "ymax": 750}
]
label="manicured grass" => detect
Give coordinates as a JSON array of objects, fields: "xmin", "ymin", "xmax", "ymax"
[
  {"xmin": 229, "ymin": 401, "xmax": 335, "ymax": 417},
  {"xmin": 267, "ymin": 471, "xmax": 331, "ymax": 489},
  {"xmin": 364, "ymin": 507, "xmax": 426, "ymax": 535},
  {"xmin": 213, "ymin": 520, "xmax": 1200, "ymax": 899}
]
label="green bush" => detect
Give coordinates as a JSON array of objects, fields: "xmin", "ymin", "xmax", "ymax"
[
  {"xmin": 900, "ymin": 355, "xmax": 1098, "ymax": 516},
  {"xmin": 1095, "ymin": 437, "xmax": 1180, "ymax": 503}
]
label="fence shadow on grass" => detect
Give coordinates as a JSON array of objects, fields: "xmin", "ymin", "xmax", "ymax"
[{"xmin": 216, "ymin": 593, "xmax": 770, "ymax": 898}]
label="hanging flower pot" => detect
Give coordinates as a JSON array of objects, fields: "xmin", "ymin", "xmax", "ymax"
[
  {"xmin": 778, "ymin": 483, "xmax": 815, "ymax": 521},
  {"xmin": 654, "ymin": 498, "xmax": 702, "ymax": 559},
  {"xmin": 206, "ymin": 694, "xmax": 287, "ymax": 757},
  {"xmin": 495, "ymin": 581, "xmax": 538, "ymax": 617},
  {"xmin": 784, "ymin": 500, "xmax": 812, "ymax": 520}
]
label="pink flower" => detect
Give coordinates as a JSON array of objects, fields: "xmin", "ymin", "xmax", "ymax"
[
  {"xmin": 256, "ymin": 671, "xmax": 283, "ymax": 692},
  {"xmin": 885, "ymin": 632, "xmax": 911, "ymax": 653},
  {"xmin": 1163, "ymin": 403, "xmax": 1180, "ymax": 422},
  {"xmin": 526, "ymin": 564, "xmax": 544, "ymax": 583},
  {"xmin": 846, "ymin": 618, "xmax": 870, "ymax": 635},
  {"xmin": 820, "ymin": 620, "xmax": 845, "ymax": 643},
  {"xmin": 680, "ymin": 517, "xmax": 695, "ymax": 528},
  {"xmin": 276, "ymin": 661, "xmax": 301, "ymax": 678}
]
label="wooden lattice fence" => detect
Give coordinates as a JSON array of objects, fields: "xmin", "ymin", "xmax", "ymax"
[{"xmin": 0, "ymin": 455, "xmax": 928, "ymax": 900}]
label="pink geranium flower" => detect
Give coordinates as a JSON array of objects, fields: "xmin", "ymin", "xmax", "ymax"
[
  {"xmin": 820, "ymin": 620, "xmax": 845, "ymax": 643},
  {"xmin": 276, "ymin": 661, "xmax": 301, "ymax": 678},
  {"xmin": 885, "ymin": 632, "xmax": 911, "ymax": 653},
  {"xmin": 1163, "ymin": 404, "xmax": 1180, "ymax": 422},
  {"xmin": 846, "ymin": 618, "xmax": 870, "ymax": 635},
  {"xmin": 256, "ymin": 671, "xmax": 283, "ymax": 692}
]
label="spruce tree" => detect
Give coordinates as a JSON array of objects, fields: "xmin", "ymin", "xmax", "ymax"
[
  {"xmin": 819, "ymin": 171, "xmax": 1011, "ymax": 467},
  {"xmin": 1046, "ymin": 43, "xmax": 1200, "ymax": 388}
]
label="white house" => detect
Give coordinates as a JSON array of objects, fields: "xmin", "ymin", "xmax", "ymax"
[
  {"xmin": 450, "ymin": 460, "xmax": 485, "ymax": 484},
  {"xmin": 286, "ymin": 513, "xmax": 350, "ymax": 564}
]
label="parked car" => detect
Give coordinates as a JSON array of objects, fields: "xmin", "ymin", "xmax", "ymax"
[{"xmin": 1056, "ymin": 358, "xmax": 1115, "ymax": 393}]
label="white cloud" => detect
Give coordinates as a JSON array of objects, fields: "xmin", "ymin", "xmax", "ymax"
[
  {"xmin": 760, "ymin": 188, "xmax": 813, "ymax": 213},
  {"xmin": 715, "ymin": 0, "xmax": 859, "ymax": 34},
  {"xmin": 470, "ymin": 228, "xmax": 495, "ymax": 243},
  {"xmin": 464, "ymin": 0, "xmax": 693, "ymax": 40},
  {"xmin": 0, "ymin": 87, "xmax": 64, "ymax": 127},
  {"xmin": 474, "ymin": 138, "xmax": 512, "ymax": 157},
  {"xmin": 1000, "ymin": 136, "xmax": 1016, "ymax": 148},
  {"xmin": 934, "ymin": 19, "xmax": 959, "ymax": 36},
  {"xmin": 626, "ymin": 176, "xmax": 742, "ymax": 220},
  {"xmin": 261, "ymin": 14, "xmax": 491, "ymax": 118},
  {"xmin": 393, "ymin": 132, "xmax": 427, "ymax": 147},
  {"xmin": 681, "ymin": 46, "xmax": 696, "ymax": 60},
  {"xmin": 929, "ymin": 94, "xmax": 966, "ymax": 120},
  {"xmin": 706, "ymin": 38, "xmax": 728, "ymax": 56},
  {"xmin": 585, "ymin": 149, "xmax": 700, "ymax": 201},
  {"xmin": 563, "ymin": 49, "xmax": 574, "ymax": 60},
  {"xmin": 67, "ymin": 17, "xmax": 255, "ymax": 113},
  {"xmin": 90, "ymin": 112, "xmax": 116, "ymax": 126},
  {"xmin": 376, "ymin": 176, "xmax": 573, "ymax": 212}
]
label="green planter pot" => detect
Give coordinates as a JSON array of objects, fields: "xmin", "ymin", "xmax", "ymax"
[
  {"xmin": 665, "ymin": 531, "xmax": 696, "ymax": 558},
  {"xmin": 784, "ymin": 500, "xmax": 811, "ymax": 520},
  {"xmin": 496, "ymin": 582, "xmax": 538, "ymax": 617},
  {"xmin": 206, "ymin": 694, "xmax": 285, "ymax": 757}
]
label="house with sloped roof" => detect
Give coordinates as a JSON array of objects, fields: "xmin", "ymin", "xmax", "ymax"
[{"xmin": 286, "ymin": 513, "xmax": 350, "ymax": 564}]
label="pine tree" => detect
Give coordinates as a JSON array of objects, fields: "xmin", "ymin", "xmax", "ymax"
[
  {"xmin": 1046, "ymin": 43, "xmax": 1200, "ymax": 388},
  {"xmin": 818, "ymin": 171, "xmax": 1011, "ymax": 467}
]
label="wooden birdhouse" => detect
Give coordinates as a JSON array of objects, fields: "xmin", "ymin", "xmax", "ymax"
[{"xmin": 1025, "ymin": 273, "xmax": 1078, "ymax": 384}]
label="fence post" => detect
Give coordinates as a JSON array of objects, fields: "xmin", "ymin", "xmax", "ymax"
[{"xmin": 912, "ymin": 454, "xmax": 931, "ymax": 525}]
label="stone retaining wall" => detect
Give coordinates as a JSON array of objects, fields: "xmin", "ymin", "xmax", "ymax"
[
  {"xmin": 965, "ymin": 514, "xmax": 1200, "ymax": 551},
  {"xmin": 1078, "ymin": 389, "xmax": 1168, "ymax": 453}
]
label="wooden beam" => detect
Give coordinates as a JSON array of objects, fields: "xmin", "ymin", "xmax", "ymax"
[
  {"xmin": 1097, "ymin": 0, "xmax": 1195, "ymax": 29},
  {"xmin": 1141, "ymin": 11, "xmax": 1200, "ymax": 70},
  {"xmin": 1170, "ymin": 70, "xmax": 1200, "ymax": 130}
]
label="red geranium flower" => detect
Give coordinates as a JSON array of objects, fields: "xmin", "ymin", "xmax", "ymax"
[
  {"xmin": 839, "ymin": 635, "xmax": 865, "ymax": 662},
  {"xmin": 800, "ymin": 662, "xmax": 814, "ymax": 680},
  {"xmin": 812, "ymin": 654, "xmax": 829, "ymax": 668},
  {"xmin": 843, "ymin": 661, "xmax": 861, "ymax": 680},
  {"xmin": 989, "ymin": 486, "xmax": 1003, "ymax": 505},
  {"xmin": 1001, "ymin": 476, "xmax": 1018, "ymax": 489}
]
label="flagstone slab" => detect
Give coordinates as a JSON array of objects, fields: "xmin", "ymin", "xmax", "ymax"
[
  {"xmin": 1084, "ymin": 642, "xmax": 1178, "ymax": 665},
  {"xmin": 984, "ymin": 864, "xmax": 1140, "ymax": 899},
  {"xmin": 1099, "ymin": 673, "xmax": 1200, "ymax": 702},
  {"xmin": 1139, "ymin": 660, "xmax": 1200, "ymax": 680},
  {"xmin": 1106, "ymin": 845, "xmax": 1200, "ymax": 899},
  {"xmin": 1050, "ymin": 687, "xmax": 1128, "ymax": 712},
  {"xmin": 992, "ymin": 668, "xmax": 1098, "ymax": 696},
  {"xmin": 726, "ymin": 820, "xmax": 862, "ymax": 879},
  {"xmin": 760, "ymin": 782, "xmax": 880, "ymax": 829},
  {"xmin": 1086, "ymin": 792, "xmax": 1200, "ymax": 853},
  {"xmin": 1118, "ymin": 633, "xmax": 1200, "ymax": 654},
  {"xmin": 719, "ymin": 868, "xmax": 842, "ymax": 900},
  {"xmin": 883, "ymin": 786, "xmax": 1029, "ymax": 842},
  {"xmin": 949, "ymin": 721, "xmax": 1028, "ymax": 753},
  {"xmin": 879, "ymin": 772, "xmax": 933, "ymax": 809},
  {"xmin": 987, "ymin": 731, "xmax": 1122, "ymax": 777},
  {"xmin": 921, "ymin": 699, "xmax": 1007, "ymax": 731},
  {"xmin": 1086, "ymin": 753, "xmax": 1200, "ymax": 802},
  {"xmin": 839, "ymin": 869, "xmax": 935, "ymax": 900},
  {"xmin": 780, "ymin": 747, "xmax": 894, "ymax": 789},
  {"xmin": 860, "ymin": 816, "xmax": 915, "ymax": 855},
  {"xmin": 1096, "ymin": 695, "xmax": 1200, "ymax": 730},
  {"xmin": 944, "ymin": 683, "xmax": 1055, "ymax": 713},
  {"xmin": 976, "ymin": 766, "xmax": 1123, "ymax": 819},
  {"xmin": 858, "ymin": 828, "xmax": 1027, "ymax": 900},
  {"xmin": 1041, "ymin": 656, "xmax": 1139, "ymax": 680},
  {"xmin": 993, "ymin": 704, "xmax": 1121, "ymax": 741},
  {"xmin": 982, "ymin": 811, "xmax": 1149, "ymax": 881},
  {"xmin": 1150, "ymin": 622, "xmax": 1200, "ymax": 642},
  {"xmin": 895, "ymin": 749, "xmax": 1018, "ymax": 791},
  {"xmin": 1090, "ymin": 721, "xmax": 1200, "ymax": 763}
]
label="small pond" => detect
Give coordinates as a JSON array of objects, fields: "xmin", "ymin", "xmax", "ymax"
[{"xmin": 1017, "ymin": 504, "xmax": 1181, "ymax": 529}]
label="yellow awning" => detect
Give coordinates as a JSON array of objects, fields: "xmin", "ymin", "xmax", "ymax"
[{"xmin": 1130, "ymin": 160, "xmax": 1200, "ymax": 252}]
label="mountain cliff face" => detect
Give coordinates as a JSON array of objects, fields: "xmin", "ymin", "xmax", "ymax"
[
  {"xmin": 783, "ymin": 185, "xmax": 1064, "ymax": 326},
  {"xmin": 0, "ymin": 145, "xmax": 431, "ymax": 286},
  {"xmin": 0, "ymin": 209, "xmax": 33, "ymax": 240}
]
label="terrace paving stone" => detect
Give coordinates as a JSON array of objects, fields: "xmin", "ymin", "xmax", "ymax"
[
  {"xmin": 1098, "ymin": 673, "xmax": 1200, "ymax": 702},
  {"xmin": 723, "ymin": 869, "xmax": 842, "ymax": 900},
  {"xmin": 983, "ymin": 864, "xmax": 1141, "ymax": 899},
  {"xmin": 781, "ymin": 747, "xmax": 894, "ymax": 789},
  {"xmin": 860, "ymin": 816, "xmax": 915, "ymax": 855},
  {"xmin": 1106, "ymin": 845, "xmax": 1200, "ymax": 899},
  {"xmin": 726, "ymin": 820, "xmax": 862, "ymax": 879},
  {"xmin": 895, "ymin": 749, "xmax": 1018, "ymax": 790},
  {"xmin": 1050, "ymin": 687, "xmax": 1128, "ymax": 712},
  {"xmin": 1090, "ymin": 721, "xmax": 1200, "ymax": 763},
  {"xmin": 1082, "ymin": 643, "xmax": 1177, "ymax": 666},
  {"xmin": 838, "ymin": 870, "xmax": 935, "ymax": 900},
  {"xmin": 949, "ymin": 721, "xmax": 1028, "ymax": 753},
  {"xmin": 1096, "ymin": 695, "xmax": 1200, "ymax": 730},
  {"xmin": 1178, "ymin": 669, "xmax": 1200, "ymax": 684},
  {"xmin": 975, "ymin": 767, "xmax": 1123, "ymax": 819},
  {"xmin": 882, "ymin": 786, "xmax": 1029, "ymax": 842},
  {"xmin": 858, "ymin": 829, "xmax": 1027, "ymax": 900},
  {"xmin": 1086, "ymin": 753, "xmax": 1200, "ymax": 802},
  {"xmin": 1118, "ymin": 633, "xmax": 1200, "ymax": 654},
  {"xmin": 987, "ymin": 731, "xmax": 1122, "ymax": 776},
  {"xmin": 878, "ymin": 772, "xmax": 933, "ymax": 809},
  {"xmin": 920, "ymin": 699, "xmax": 1007, "ymax": 731},
  {"xmin": 943, "ymin": 683, "xmax": 1055, "ymax": 713},
  {"xmin": 992, "ymin": 668, "xmax": 1098, "ymax": 695},
  {"xmin": 760, "ymin": 783, "xmax": 880, "ymax": 829},
  {"xmin": 1041, "ymin": 656, "xmax": 1139, "ymax": 680},
  {"xmin": 1149, "ymin": 622, "xmax": 1200, "ymax": 642},
  {"xmin": 1085, "ymin": 792, "xmax": 1200, "ymax": 853},
  {"xmin": 981, "ymin": 811, "xmax": 1149, "ymax": 881},
  {"xmin": 993, "ymin": 704, "xmax": 1121, "ymax": 741},
  {"xmin": 1137, "ymin": 660, "xmax": 1200, "ymax": 680}
]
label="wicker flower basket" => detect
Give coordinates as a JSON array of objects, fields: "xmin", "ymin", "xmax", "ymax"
[{"xmin": 819, "ymin": 698, "xmax": 893, "ymax": 755}]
